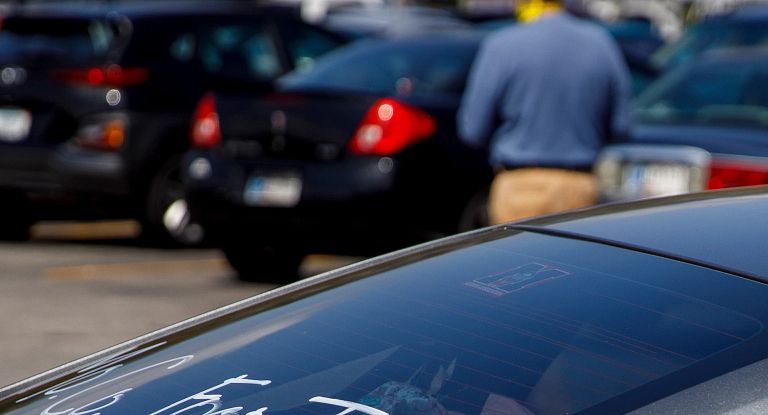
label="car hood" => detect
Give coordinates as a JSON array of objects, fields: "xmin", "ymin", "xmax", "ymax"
[{"xmin": 519, "ymin": 185, "xmax": 768, "ymax": 280}]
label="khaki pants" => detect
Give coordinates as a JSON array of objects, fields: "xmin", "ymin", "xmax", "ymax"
[{"xmin": 488, "ymin": 167, "xmax": 598, "ymax": 224}]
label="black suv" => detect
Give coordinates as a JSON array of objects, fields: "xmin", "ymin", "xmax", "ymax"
[{"xmin": 0, "ymin": 0, "xmax": 347, "ymax": 243}]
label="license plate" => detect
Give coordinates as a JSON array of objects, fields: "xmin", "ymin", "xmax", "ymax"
[
  {"xmin": 621, "ymin": 163, "xmax": 693, "ymax": 198},
  {"xmin": 244, "ymin": 172, "xmax": 302, "ymax": 207},
  {"xmin": 0, "ymin": 108, "xmax": 31, "ymax": 143}
]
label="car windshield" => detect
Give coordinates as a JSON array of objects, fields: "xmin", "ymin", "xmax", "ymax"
[
  {"xmin": 5, "ymin": 230, "xmax": 768, "ymax": 415},
  {"xmin": 634, "ymin": 57, "xmax": 768, "ymax": 128},
  {"xmin": 0, "ymin": 17, "xmax": 118, "ymax": 65},
  {"xmin": 652, "ymin": 21, "xmax": 768, "ymax": 69},
  {"xmin": 278, "ymin": 37, "xmax": 479, "ymax": 96}
]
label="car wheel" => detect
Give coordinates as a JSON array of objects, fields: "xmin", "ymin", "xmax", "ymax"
[
  {"xmin": 0, "ymin": 189, "xmax": 32, "ymax": 241},
  {"xmin": 143, "ymin": 156, "xmax": 205, "ymax": 246},
  {"xmin": 458, "ymin": 189, "xmax": 490, "ymax": 232},
  {"xmin": 223, "ymin": 244, "xmax": 305, "ymax": 284}
]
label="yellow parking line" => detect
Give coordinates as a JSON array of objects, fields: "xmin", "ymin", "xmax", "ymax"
[
  {"xmin": 31, "ymin": 220, "xmax": 142, "ymax": 240},
  {"xmin": 44, "ymin": 258, "xmax": 231, "ymax": 281}
]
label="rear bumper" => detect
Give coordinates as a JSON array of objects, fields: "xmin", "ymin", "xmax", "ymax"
[
  {"xmin": 0, "ymin": 108, "xmax": 191, "ymax": 199},
  {"xmin": 594, "ymin": 143, "xmax": 768, "ymax": 203},
  {"xmin": 0, "ymin": 143, "xmax": 130, "ymax": 196},
  {"xmin": 183, "ymin": 150, "xmax": 441, "ymax": 254},
  {"xmin": 594, "ymin": 144, "xmax": 712, "ymax": 202}
]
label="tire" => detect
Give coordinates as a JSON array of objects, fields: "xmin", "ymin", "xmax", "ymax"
[
  {"xmin": 458, "ymin": 189, "xmax": 490, "ymax": 233},
  {"xmin": 0, "ymin": 189, "xmax": 32, "ymax": 241},
  {"xmin": 143, "ymin": 156, "xmax": 205, "ymax": 247},
  {"xmin": 223, "ymin": 244, "xmax": 305, "ymax": 284}
]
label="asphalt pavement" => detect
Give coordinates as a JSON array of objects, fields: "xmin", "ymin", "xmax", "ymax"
[{"xmin": 0, "ymin": 220, "xmax": 359, "ymax": 388}]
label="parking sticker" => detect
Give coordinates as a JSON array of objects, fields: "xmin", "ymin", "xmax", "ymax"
[{"xmin": 465, "ymin": 263, "xmax": 571, "ymax": 297}]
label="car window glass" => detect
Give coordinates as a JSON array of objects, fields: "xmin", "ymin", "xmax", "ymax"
[
  {"xmin": 199, "ymin": 24, "xmax": 281, "ymax": 80},
  {"xmin": 120, "ymin": 21, "xmax": 188, "ymax": 64},
  {"xmin": 653, "ymin": 22, "xmax": 768, "ymax": 69},
  {"xmin": 0, "ymin": 18, "xmax": 116, "ymax": 65},
  {"xmin": 279, "ymin": 38, "xmax": 477, "ymax": 96},
  {"xmin": 634, "ymin": 61, "xmax": 768, "ymax": 127},
  {"xmin": 281, "ymin": 25, "xmax": 342, "ymax": 72},
  {"xmin": 6, "ymin": 232, "xmax": 768, "ymax": 415}
]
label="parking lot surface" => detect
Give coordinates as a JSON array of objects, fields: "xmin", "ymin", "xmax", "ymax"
[{"xmin": 0, "ymin": 220, "xmax": 358, "ymax": 387}]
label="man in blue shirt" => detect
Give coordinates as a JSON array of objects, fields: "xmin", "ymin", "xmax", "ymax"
[{"xmin": 458, "ymin": 0, "xmax": 631, "ymax": 223}]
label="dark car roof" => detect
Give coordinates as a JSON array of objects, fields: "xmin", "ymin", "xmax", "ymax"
[
  {"xmin": 276, "ymin": 29, "xmax": 484, "ymax": 94},
  {"xmin": 345, "ymin": 29, "xmax": 485, "ymax": 47},
  {"xmin": 7, "ymin": 0, "xmax": 296, "ymax": 19},
  {"xmin": 519, "ymin": 185, "xmax": 768, "ymax": 281},
  {"xmin": 705, "ymin": 3, "xmax": 768, "ymax": 22},
  {"xmin": 321, "ymin": 4, "xmax": 472, "ymax": 38}
]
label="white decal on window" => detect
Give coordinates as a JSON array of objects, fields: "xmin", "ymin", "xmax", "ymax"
[
  {"xmin": 28, "ymin": 366, "xmax": 394, "ymax": 415},
  {"xmin": 309, "ymin": 396, "xmax": 389, "ymax": 415},
  {"xmin": 17, "ymin": 342, "xmax": 168, "ymax": 404},
  {"xmin": 41, "ymin": 356, "xmax": 193, "ymax": 415},
  {"xmin": 148, "ymin": 375, "xmax": 271, "ymax": 415},
  {"xmin": 65, "ymin": 389, "xmax": 131, "ymax": 415}
]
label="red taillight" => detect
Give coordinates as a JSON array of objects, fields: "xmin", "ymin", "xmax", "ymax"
[
  {"xmin": 190, "ymin": 93, "xmax": 221, "ymax": 149},
  {"xmin": 52, "ymin": 65, "xmax": 149, "ymax": 87},
  {"xmin": 707, "ymin": 159, "xmax": 768, "ymax": 189},
  {"xmin": 348, "ymin": 98, "xmax": 436, "ymax": 156}
]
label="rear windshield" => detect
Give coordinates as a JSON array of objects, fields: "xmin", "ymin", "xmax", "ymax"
[
  {"xmin": 6, "ymin": 231, "xmax": 768, "ymax": 415},
  {"xmin": 634, "ymin": 58, "xmax": 768, "ymax": 128},
  {"xmin": 0, "ymin": 17, "xmax": 118, "ymax": 65},
  {"xmin": 193, "ymin": 17, "xmax": 342, "ymax": 80},
  {"xmin": 196, "ymin": 22, "xmax": 284, "ymax": 81},
  {"xmin": 279, "ymin": 37, "xmax": 479, "ymax": 96},
  {"xmin": 652, "ymin": 21, "xmax": 768, "ymax": 69}
]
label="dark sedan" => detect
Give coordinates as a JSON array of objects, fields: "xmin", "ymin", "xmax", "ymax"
[
  {"xmin": 182, "ymin": 32, "xmax": 493, "ymax": 282},
  {"xmin": 0, "ymin": 1, "xmax": 347, "ymax": 243},
  {"xmin": 5, "ymin": 186, "xmax": 768, "ymax": 414},
  {"xmin": 596, "ymin": 49, "xmax": 768, "ymax": 202}
]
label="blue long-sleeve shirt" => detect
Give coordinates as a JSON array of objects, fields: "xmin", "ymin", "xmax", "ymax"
[{"xmin": 458, "ymin": 11, "xmax": 632, "ymax": 168}]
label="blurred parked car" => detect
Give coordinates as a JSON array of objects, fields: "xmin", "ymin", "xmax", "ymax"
[
  {"xmin": 320, "ymin": 4, "xmax": 472, "ymax": 38},
  {"xmin": 652, "ymin": 3, "xmax": 768, "ymax": 71},
  {"xmin": 596, "ymin": 48, "xmax": 768, "ymax": 202},
  {"xmin": 0, "ymin": 0, "xmax": 348, "ymax": 243},
  {"xmin": 602, "ymin": 17, "xmax": 665, "ymax": 63},
  {"xmin": 182, "ymin": 32, "xmax": 493, "ymax": 282},
  {"xmin": 266, "ymin": 0, "xmax": 387, "ymax": 23},
  {"xmin": 6, "ymin": 186, "xmax": 768, "ymax": 414},
  {"xmin": 601, "ymin": 17, "xmax": 664, "ymax": 94}
]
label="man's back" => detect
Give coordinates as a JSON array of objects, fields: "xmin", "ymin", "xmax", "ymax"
[
  {"xmin": 458, "ymin": 11, "xmax": 631, "ymax": 168},
  {"xmin": 457, "ymin": 8, "xmax": 632, "ymax": 224}
]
